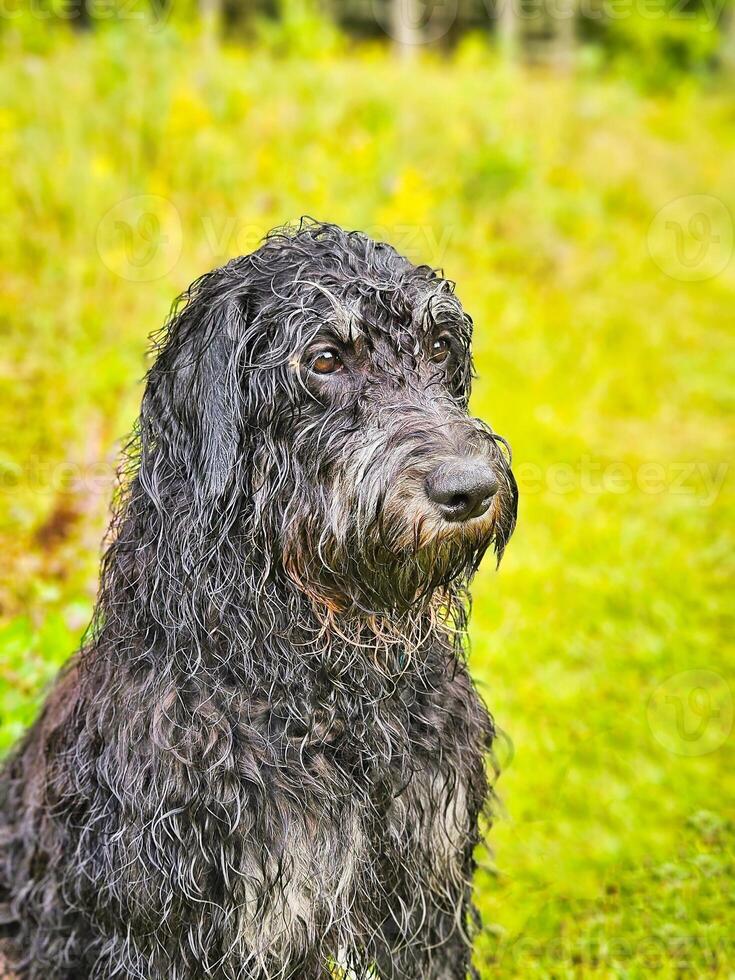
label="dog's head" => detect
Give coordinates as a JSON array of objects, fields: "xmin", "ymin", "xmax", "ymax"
[{"xmin": 144, "ymin": 221, "xmax": 517, "ymax": 614}]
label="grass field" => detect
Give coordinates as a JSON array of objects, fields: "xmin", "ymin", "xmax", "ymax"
[{"xmin": 1, "ymin": 23, "xmax": 733, "ymax": 977}]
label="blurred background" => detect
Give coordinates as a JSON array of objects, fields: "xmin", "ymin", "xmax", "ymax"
[{"xmin": 1, "ymin": 0, "xmax": 733, "ymax": 975}]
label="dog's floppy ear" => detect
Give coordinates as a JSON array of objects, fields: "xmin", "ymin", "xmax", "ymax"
[{"xmin": 142, "ymin": 268, "xmax": 248, "ymax": 504}]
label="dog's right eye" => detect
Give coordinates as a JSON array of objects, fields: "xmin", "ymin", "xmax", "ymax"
[
  {"xmin": 430, "ymin": 336, "xmax": 451, "ymax": 364},
  {"xmin": 310, "ymin": 349, "xmax": 343, "ymax": 375}
]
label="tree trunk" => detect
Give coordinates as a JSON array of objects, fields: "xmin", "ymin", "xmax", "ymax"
[
  {"xmin": 200, "ymin": 0, "xmax": 222, "ymax": 51},
  {"xmin": 552, "ymin": 0, "xmax": 575, "ymax": 70},
  {"xmin": 392, "ymin": 0, "xmax": 423, "ymax": 57},
  {"xmin": 67, "ymin": 0, "xmax": 92, "ymax": 30},
  {"xmin": 497, "ymin": 0, "xmax": 520, "ymax": 60},
  {"xmin": 723, "ymin": 2, "xmax": 735, "ymax": 73}
]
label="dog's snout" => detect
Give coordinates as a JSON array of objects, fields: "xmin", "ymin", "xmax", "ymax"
[{"xmin": 425, "ymin": 459, "xmax": 499, "ymax": 523}]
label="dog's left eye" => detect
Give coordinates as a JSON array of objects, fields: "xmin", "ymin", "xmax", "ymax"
[
  {"xmin": 430, "ymin": 337, "xmax": 451, "ymax": 363},
  {"xmin": 310, "ymin": 349, "xmax": 343, "ymax": 375}
]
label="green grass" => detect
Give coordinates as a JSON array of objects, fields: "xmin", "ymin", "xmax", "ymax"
[{"xmin": 1, "ymin": 23, "xmax": 733, "ymax": 977}]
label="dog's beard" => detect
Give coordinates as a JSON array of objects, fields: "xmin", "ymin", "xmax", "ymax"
[
  {"xmin": 281, "ymin": 480, "xmax": 510, "ymax": 615},
  {"xmin": 274, "ymin": 407, "xmax": 517, "ymax": 614}
]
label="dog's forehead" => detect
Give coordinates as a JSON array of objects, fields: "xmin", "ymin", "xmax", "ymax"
[{"xmin": 291, "ymin": 274, "xmax": 467, "ymax": 351}]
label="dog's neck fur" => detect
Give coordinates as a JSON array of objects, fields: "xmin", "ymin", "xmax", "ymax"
[{"xmin": 89, "ymin": 462, "xmax": 467, "ymax": 696}]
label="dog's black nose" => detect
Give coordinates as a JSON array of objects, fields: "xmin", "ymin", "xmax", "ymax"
[{"xmin": 425, "ymin": 459, "xmax": 499, "ymax": 522}]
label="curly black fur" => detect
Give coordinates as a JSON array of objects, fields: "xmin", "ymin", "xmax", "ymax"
[{"xmin": 0, "ymin": 221, "xmax": 517, "ymax": 980}]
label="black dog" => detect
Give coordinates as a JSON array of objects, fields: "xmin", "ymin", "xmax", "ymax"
[{"xmin": 0, "ymin": 221, "xmax": 517, "ymax": 979}]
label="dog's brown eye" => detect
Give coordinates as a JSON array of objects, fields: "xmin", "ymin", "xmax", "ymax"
[
  {"xmin": 431, "ymin": 337, "xmax": 450, "ymax": 363},
  {"xmin": 311, "ymin": 349, "xmax": 342, "ymax": 375}
]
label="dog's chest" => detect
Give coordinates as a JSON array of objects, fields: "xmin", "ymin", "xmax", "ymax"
[
  {"xmin": 252, "ymin": 748, "xmax": 473, "ymax": 955},
  {"xmin": 228, "ymin": 656, "xmax": 490, "ymax": 961}
]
